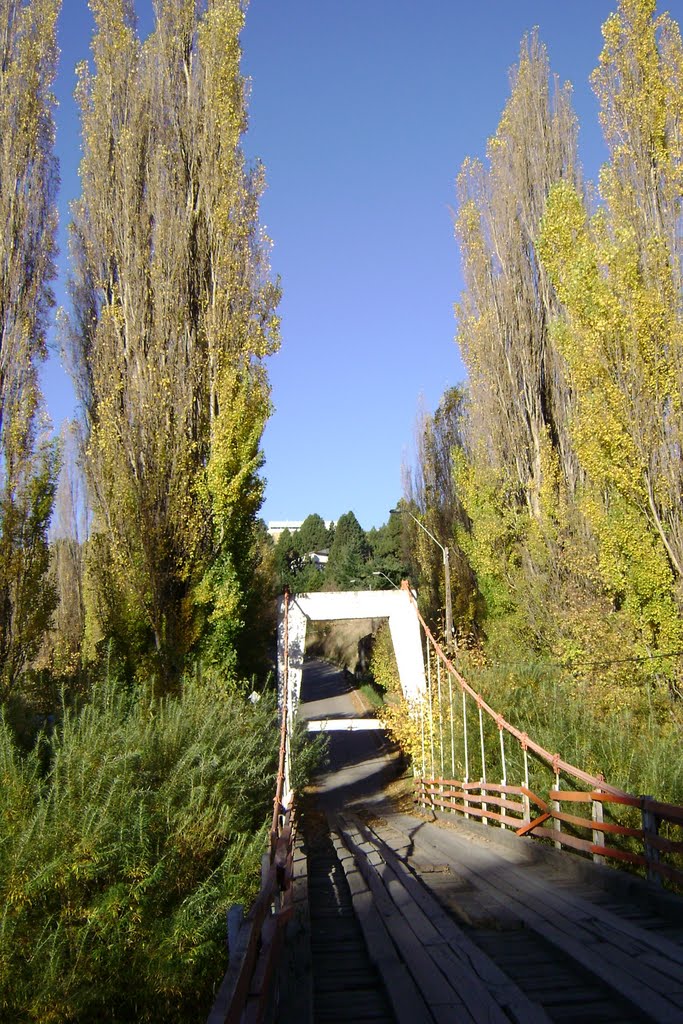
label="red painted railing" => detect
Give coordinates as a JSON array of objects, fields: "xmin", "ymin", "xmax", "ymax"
[
  {"xmin": 414, "ymin": 777, "xmax": 683, "ymax": 887},
  {"xmin": 407, "ymin": 588, "xmax": 683, "ymax": 889},
  {"xmin": 207, "ymin": 591, "xmax": 295, "ymax": 1024}
]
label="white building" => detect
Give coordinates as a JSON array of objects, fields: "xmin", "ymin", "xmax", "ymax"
[
  {"xmin": 267, "ymin": 521, "xmax": 304, "ymax": 542},
  {"xmin": 267, "ymin": 520, "xmax": 333, "ymax": 542}
]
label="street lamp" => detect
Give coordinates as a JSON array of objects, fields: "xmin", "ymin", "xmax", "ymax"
[
  {"xmin": 390, "ymin": 506, "xmax": 453, "ymax": 643},
  {"xmin": 372, "ymin": 570, "xmax": 398, "ymax": 589}
]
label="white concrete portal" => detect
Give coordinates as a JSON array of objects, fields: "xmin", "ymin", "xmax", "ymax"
[
  {"xmin": 276, "ymin": 587, "xmax": 426, "ymax": 727},
  {"xmin": 306, "ymin": 718, "xmax": 384, "ymax": 732}
]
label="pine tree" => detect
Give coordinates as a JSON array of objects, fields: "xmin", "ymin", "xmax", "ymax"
[{"xmin": 327, "ymin": 511, "xmax": 368, "ymax": 588}]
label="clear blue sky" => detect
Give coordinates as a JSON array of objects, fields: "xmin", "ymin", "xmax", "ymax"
[{"xmin": 45, "ymin": 1, "xmax": 681, "ymax": 530}]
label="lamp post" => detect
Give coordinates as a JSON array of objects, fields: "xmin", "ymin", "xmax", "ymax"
[
  {"xmin": 372, "ymin": 570, "xmax": 398, "ymax": 589},
  {"xmin": 390, "ymin": 507, "xmax": 453, "ymax": 644}
]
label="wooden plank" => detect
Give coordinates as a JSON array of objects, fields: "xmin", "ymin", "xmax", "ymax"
[
  {"xmin": 352, "ymin": 815, "xmax": 557, "ymax": 1024},
  {"xmin": 242, "ymin": 915, "xmax": 284, "ymax": 1024},
  {"xmin": 420, "ymin": 779, "xmax": 526, "ymax": 796},
  {"xmin": 206, "ymin": 874, "xmax": 277, "ymax": 1024},
  {"xmin": 643, "ymin": 799, "xmax": 683, "ymax": 825},
  {"xmin": 397, "ymin": 814, "xmax": 683, "ymax": 1023},
  {"xmin": 515, "ymin": 813, "xmax": 551, "ymax": 837},
  {"xmin": 644, "ymin": 832, "xmax": 683, "ymax": 855},
  {"xmin": 427, "ymin": 792, "xmax": 526, "ymax": 812},
  {"xmin": 646, "ymin": 859, "xmax": 683, "ymax": 886},
  {"xmin": 552, "ymin": 786, "xmax": 683, "ymax": 827},
  {"xmin": 333, "ymin": 822, "xmax": 469, "ymax": 1014},
  {"xmin": 529, "ymin": 826, "xmax": 595, "ymax": 854},
  {"xmin": 328, "ymin": 833, "xmax": 434, "ymax": 1024},
  {"xmin": 424, "ymin": 794, "xmax": 525, "ymax": 822},
  {"xmin": 344, "ymin": 815, "xmax": 553, "ymax": 1024},
  {"xmin": 277, "ymin": 829, "xmax": 313, "ymax": 1024},
  {"xmin": 551, "ymin": 809, "xmax": 643, "ymax": 837},
  {"xmin": 418, "ymin": 781, "xmax": 546, "ymax": 813},
  {"xmin": 549, "ymin": 789, "xmax": 644, "ymax": 810},
  {"xmin": 519, "ymin": 786, "xmax": 549, "ymax": 812},
  {"xmin": 589, "ymin": 843, "xmax": 647, "ymax": 866}
]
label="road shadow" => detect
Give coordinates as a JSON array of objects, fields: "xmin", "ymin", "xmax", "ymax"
[{"xmin": 299, "ymin": 659, "xmax": 402, "ymax": 812}]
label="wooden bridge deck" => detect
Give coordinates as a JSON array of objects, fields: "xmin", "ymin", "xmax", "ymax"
[
  {"xmin": 270, "ymin": 657, "xmax": 683, "ymax": 1024},
  {"xmin": 279, "ymin": 799, "xmax": 683, "ymax": 1024}
]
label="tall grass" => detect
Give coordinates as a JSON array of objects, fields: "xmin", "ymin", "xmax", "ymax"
[
  {"xmin": 418, "ymin": 654, "xmax": 683, "ymax": 806},
  {"xmin": 0, "ymin": 675, "xmax": 279, "ymax": 1022}
]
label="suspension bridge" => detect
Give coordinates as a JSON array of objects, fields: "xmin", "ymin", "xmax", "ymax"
[{"xmin": 208, "ymin": 584, "xmax": 683, "ymax": 1024}]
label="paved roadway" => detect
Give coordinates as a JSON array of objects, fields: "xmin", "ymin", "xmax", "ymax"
[{"xmin": 297, "ymin": 658, "xmax": 401, "ymax": 806}]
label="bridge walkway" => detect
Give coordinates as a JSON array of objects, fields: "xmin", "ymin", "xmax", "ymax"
[
  {"xmin": 210, "ymin": 602, "xmax": 683, "ymax": 1023},
  {"xmin": 276, "ymin": 656, "xmax": 683, "ymax": 1023},
  {"xmin": 282, "ymin": 795, "xmax": 683, "ymax": 1024}
]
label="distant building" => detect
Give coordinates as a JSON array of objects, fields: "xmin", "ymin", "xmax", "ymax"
[
  {"xmin": 267, "ymin": 521, "xmax": 304, "ymax": 542},
  {"xmin": 309, "ymin": 550, "xmax": 329, "ymax": 569},
  {"xmin": 267, "ymin": 520, "xmax": 333, "ymax": 542}
]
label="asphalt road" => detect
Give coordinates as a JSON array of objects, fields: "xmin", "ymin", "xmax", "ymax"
[{"xmin": 298, "ymin": 658, "xmax": 401, "ymax": 809}]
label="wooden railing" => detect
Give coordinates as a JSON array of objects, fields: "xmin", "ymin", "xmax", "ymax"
[
  {"xmin": 207, "ymin": 589, "xmax": 295, "ymax": 1024},
  {"xmin": 415, "ymin": 777, "xmax": 547, "ymax": 829},
  {"xmin": 415, "ymin": 777, "xmax": 683, "ymax": 888},
  {"xmin": 408, "ymin": 590, "xmax": 683, "ymax": 891},
  {"xmin": 206, "ymin": 807, "xmax": 295, "ymax": 1024}
]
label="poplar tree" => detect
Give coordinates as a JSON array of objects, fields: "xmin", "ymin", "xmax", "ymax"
[
  {"xmin": 67, "ymin": 0, "xmax": 280, "ymax": 685},
  {"xmin": 403, "ymin": 388, "xmax": 477, "ymax": 638},
  {"xmin": 455, "ymin": 31, "xmax": 581, "ymax": 516},
  {"xmin": 539, "ymin": 0, "xmax": 683, "ymax": 666},
  {"xmin": 0, "ymin": 0, "xmax": 60, "ymax": 696},
  {"xmin": 452, "ymin": 32, "xmax": 584, "ymax": 651}
]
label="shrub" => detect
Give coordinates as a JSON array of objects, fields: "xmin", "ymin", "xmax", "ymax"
[{"xmin": 0, "ymin": 675, "xmax": 278, "ymax": 1022}]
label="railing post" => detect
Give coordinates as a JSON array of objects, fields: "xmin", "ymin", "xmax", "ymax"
[
  {"xmin": 227, "ymin": 904, "xmax": 244, "ymax": 960},
  {"xmin": 521, "ymin": 737, "xmax": 530, "ymax": 825},
  {"xmin": 498, "ymin": 719, "xmax": 506, "ymax": 829},
  {"xmin": 552, "ymin": 761, "xmax": 561, "ymax": 850},
  {"xmin": 641, "ymin": 796, "xmax": 662, "ymax": 887},
  {"xmin": 478, "ymin": 700, "xmax": 488, "ymax": 826},
  {"xmin": 462, "ymin": 688, "xmax": 469, "ymax": 819},
  {"xmin": 592, "ymin": 786, "xmax": 605, "ymax": 865}
]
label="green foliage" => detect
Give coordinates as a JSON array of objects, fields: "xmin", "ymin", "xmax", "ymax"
[
  {"xmin": 68, "ymin": 0, "xmax": 280, "ymax": 688},
  {"xmin": 0, "ymin": 673, "xmax": 278, "ymax": 1023},
  {"xmin": 193, "ymin": 549, "xmax": 242, "ymax": 675},
  {"xmin": 0, "ymin": 438, "xmax": 60, "ymax": 696},
  {"xmin": 327, "ymin": 510, "xmax": 369, "ymax": 588},
  {"xmin": 454, "ymin": 656, "xmax": 683, "ymax": 805},
  {"xmin": 442, "ymin": 2, "xmax": 683, "ymax": 735},
  {"xmin": 296, "ymin": 514, "xmax": 333, "ymax": 554},
  {"xmin": 368, "ymin": 620, "xmax": 401, "ymax": 700},
  {"xmin": 272, "ymin": 516, "xmax": 333, "ymax": 592},
  {"xmin": 0, "ymin": 0, "xmax": 60, "ymax": 698},
  {"xmin": 289, "ymin": 717, "xmax": 329, "ymax": 792},
  {"xmin": 366, "ymin": 512, "xmax": 411, "ymax": 589},
  {"xmin": 402, "ymin": 388, "xmax": 481, "ymax": 640},
  {"xmin": 536, "ymin": 0, "xmax": 683, "ymax": 685}
]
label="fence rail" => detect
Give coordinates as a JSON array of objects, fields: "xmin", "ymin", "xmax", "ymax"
[
  {"xmin": 207, "ymin": 590, "xmax": 295, "ymax": 1024},
  {"xmin": 416, "ymin": 778, "xmax": 683, "ymax": 887},
  {"xmin": 407, "ymin": 588, "xmax": 683, "ymax": 891},
  {"xmin": 206, "ymin": 808, "xmax": 295, "ymax": 1024}
]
